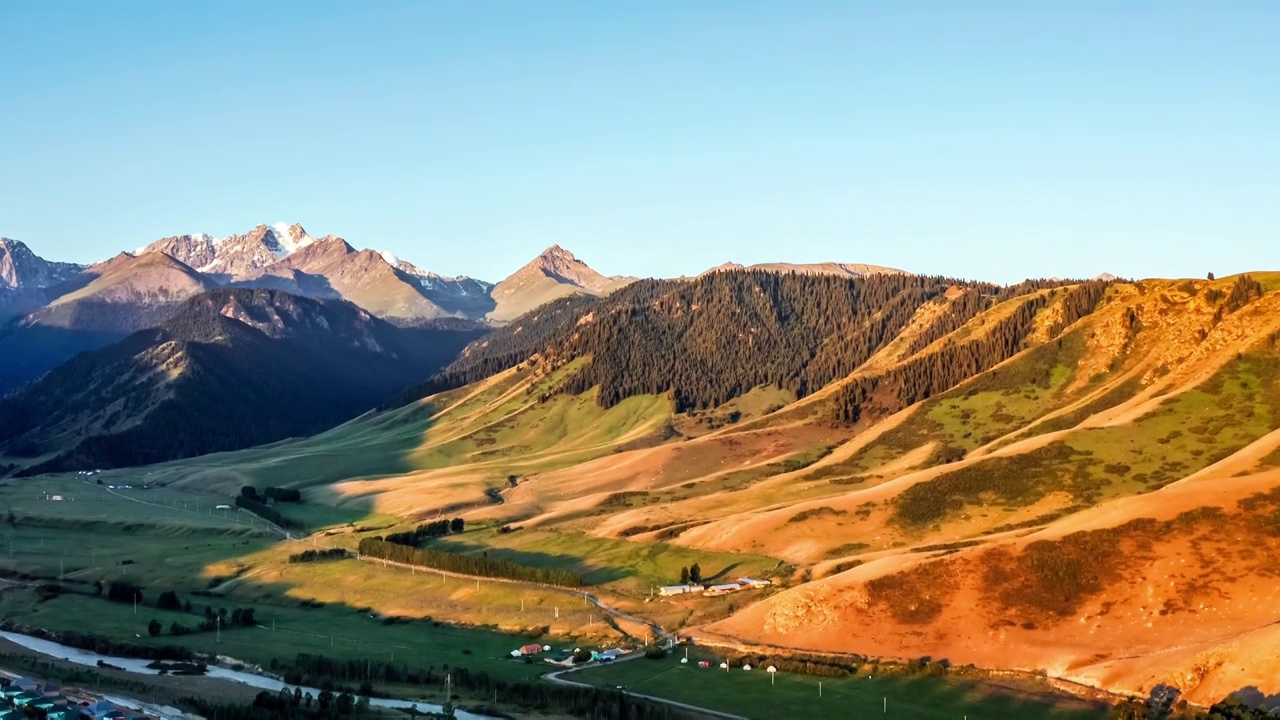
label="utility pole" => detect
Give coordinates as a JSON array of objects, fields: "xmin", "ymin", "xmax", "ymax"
[{"xmin": 216, "ymin": 615, "xmax": 220, "ymax": 643}]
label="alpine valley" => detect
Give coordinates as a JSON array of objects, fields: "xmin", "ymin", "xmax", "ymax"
[{"xmin": 2, "ymin": 225, "xmax": 1279, "ymax": 718}]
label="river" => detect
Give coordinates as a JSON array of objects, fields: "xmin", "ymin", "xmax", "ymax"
[{"xmin": 0, "ymin": 630, "xmax": 488, "ymax": 719}]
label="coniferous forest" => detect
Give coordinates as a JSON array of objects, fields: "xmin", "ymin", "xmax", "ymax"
[
  {"xmin": 404, "ymin": 271, "xmax": 1107, "ymax": 415},
  {"xmin": 357, "ymin": 538, "xmax": 584, "ymax": 587},
  {"xmin": 832, "ymin": 280, "xmax": 1112, "ymax": 423}
]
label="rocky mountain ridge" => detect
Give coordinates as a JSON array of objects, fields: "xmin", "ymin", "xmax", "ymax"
[
  {"xmin": 0, "ymin": 288, "xmax": 485, "ymax": 473},
  {"xmin": 701, "ymin": 260, "xmax": 908, "ymax": 278},
  {"xmin": 0, "ymin": 237, "xmax": 83, "ymax": 291},
  {"xmin": 10, "ymin": 224, "xmax": 915, "ymax": 328},
  {"xmin": 488, "ymin": 244, "xmax": 636, "ymax": 322}
]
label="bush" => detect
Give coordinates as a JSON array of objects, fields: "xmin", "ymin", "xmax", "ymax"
[
  {"xmin": 234, "ymin": 495, "xmax": 304, "ymax": 529},
  {"xmin": 384, "ymin": 519, "xmax": 465, "ymax": 547},
  {"xmin": 106, "ymin": 581, "xmax": 143, "ymax": 605},
  {"xmin": 263, "ymin": 487, "xmax": 302, "ymax": 503},
  {"xmin": 288, "ymin": 548, "xmax": 348, "ymax": 563}
]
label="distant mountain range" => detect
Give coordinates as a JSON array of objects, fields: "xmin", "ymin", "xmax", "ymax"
[
  {"xmin": 701, "ymin": 261, "xmax": 907, "ymax": 278},
  {"xmin": 488, "ymin": 244, "xmax": 635, "ymax": 322},
  {"xmin": 0, "ymin": 223, "xmax": 906, "ymax": 395},
  {"xmin": 0, "ymin": 288, "xmax": 484, "ymax": 474}
]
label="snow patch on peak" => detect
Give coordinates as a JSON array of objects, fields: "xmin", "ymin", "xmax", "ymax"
[
  {"xmin": 269, "ymin": 222, "xmax": 316, "ymax": 257},
  {"xmin": 379, "ymin": 250, "xmax": 400, "ymax": 266}
]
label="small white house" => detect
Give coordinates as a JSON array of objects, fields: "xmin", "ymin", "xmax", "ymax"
[
  {"xmin": 659, "ymin": 584, "xmax": 700, "ymax": 597},
  {"xmin": 736, "ymin": 577, "xmax": 771, "ymax": 589},
  {"xmin": 704, "ymin": 583, "xmax": 743, "ymax": 596}
]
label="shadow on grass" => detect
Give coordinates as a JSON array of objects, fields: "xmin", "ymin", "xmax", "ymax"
[
  {"xmin": 704, "ymin": 562, "xmax": 742, "ymax": 582},
  {"xmin": 136, "ymin": 391, "xmax": 459, "ymax": 496},
  {"xmin": 431, "ymin": 540, "xmax": 630, "ymax": 585}
]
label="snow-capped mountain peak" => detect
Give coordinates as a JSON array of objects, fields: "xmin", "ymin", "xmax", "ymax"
[
  {"xmin": 269, "ymin": 222, "xmax": 316, "ymax": 257},
  {"xmin": 136, "ymin": 223, "xmax": 318, "ymax": 278}
]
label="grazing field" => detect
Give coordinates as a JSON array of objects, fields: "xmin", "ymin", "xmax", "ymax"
[
  {"xmin": 895, "ymin": 350, "xmax": 1280, "ymax": 528},
  {"xmin": 433, "ymin": 527, "xmax": 785, "ymax": 596},
  {"xmin": 1, "ymin": 475, "xmax": 266, "ymax": 530},
  {"xmin": 571, "ymin": 649, "xmax": 1105, "ymax": 720},
  {"xmin": 0, "ymin": 523, "xmax": 271, "ymax": 591},
  {"xmin": 0, "ymin": 589, "xmax": 564, "ymax": 689},
  {"xmin": 0, "ymin": 500, "xmax": 646, "ymax": 644},
  {"xmin": 410, "ymin": 389, "xmax": 672, "ymax": 475}
]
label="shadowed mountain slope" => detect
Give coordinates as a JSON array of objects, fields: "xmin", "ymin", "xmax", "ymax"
[
  {"xmin": 0, "ymin": 252, "xmax": 218, "ymax": 395},
  {"xmin": 0, "ymin": 288, "xmax": 485, "ymax": 473}
]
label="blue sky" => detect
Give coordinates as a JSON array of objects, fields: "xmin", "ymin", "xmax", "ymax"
[{"xmin": 2, "ymin": 1, "xmax": 1276, "ymax": 283}]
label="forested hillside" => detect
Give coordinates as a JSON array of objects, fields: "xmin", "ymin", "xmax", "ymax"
[
  {"xmin": 0, "ymin": 252, "xmax": 218, "ymax": 395},
  {"xmin": 403, "ymin": 271, "xmax": 1102, "ymax": 413},
  {"xmin": 39, "ymin": 271, "xmax": 1280, "ymax": 712},
  {"xmin": 832, "ymin": 280, "xmax": 1111, "ymax": 422}
]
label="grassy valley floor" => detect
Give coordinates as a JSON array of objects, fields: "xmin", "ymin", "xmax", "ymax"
[{"xmin": 567, "ymin": 649, "xmax": 1107, "ymax": 720}]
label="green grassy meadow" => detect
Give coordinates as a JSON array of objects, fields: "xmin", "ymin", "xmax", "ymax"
[
  {"xmin": 433, "ymin": 527, "xmax": 784, "ymax": 596},
  {"xmin": 572, "ymin": 649, "xmax": 1105, "ymax": 720},
  {"xmin": 0, "ymin": 589, "xmax": 559, "ymax": 687},
  {"xmin": 896, "ymin": 350, "xmax": 1280, "ymax": 527},
  {"xmin": 807, "ymin": 329, "xmax": 1101, "ymax": 484}
]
